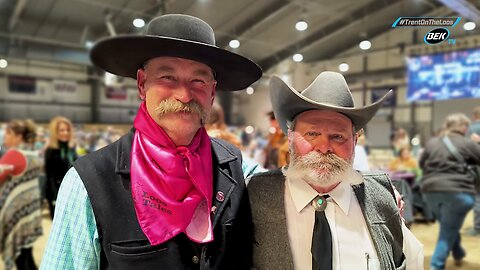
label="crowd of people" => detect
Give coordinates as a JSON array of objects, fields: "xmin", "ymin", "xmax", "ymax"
[{"xmin": 0, "ymin": 13, "xmax": 479, "ymax": 270}]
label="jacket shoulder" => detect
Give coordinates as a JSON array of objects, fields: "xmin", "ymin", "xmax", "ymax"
[
  {"xmin": 210, "ymin": 137, "xmax": 242, "ymax": 156},
  {"xmin": 74, "ymin": 130, "xmax": 133, "ymax": 171}
]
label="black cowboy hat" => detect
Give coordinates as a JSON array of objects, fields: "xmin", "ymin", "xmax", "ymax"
[
  {"xmin": 269, "ymin": 71, "xmax": 392, "ymax": 134},
  {"xmin": 90, "ymin": 14, "xmax": 262, "ymax": 91}
]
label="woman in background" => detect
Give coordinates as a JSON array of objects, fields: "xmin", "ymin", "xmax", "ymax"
[
  {"xmin": 44, "ymin": 116, "xmax": 77, "ymax": 219},
  {"xmin": 205, "ymin": 102, "xmax": 265, "ymax": 178},
  {"xmin": 389, "ymin": 146, "xmax": 422, "ymax": 180},
  {"xmin": 0, "ymin": 119, "xmax": 43, "ymax": 270}
]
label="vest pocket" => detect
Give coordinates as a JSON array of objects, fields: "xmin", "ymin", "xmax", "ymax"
[{"xmin": 110, "ymin": 239, "xmax": 168, "ymax": 256}]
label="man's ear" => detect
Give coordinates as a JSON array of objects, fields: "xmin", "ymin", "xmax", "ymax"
[
  {"xmin": 137, "ymin": 68, "xmax": 147, "ymax": 100},
  {"xmin": 287, "ymin": 129, "xmax": 294, "ymax": 144},
  {"xmin": 210, "ymin": 82, "xmax": 217, "ymax": 105}
]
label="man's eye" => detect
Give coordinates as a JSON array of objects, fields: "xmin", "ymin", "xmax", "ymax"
[
  {"xmin": 305, "ymin": 132, "xmax": 318, "ymax": 137},
  {"xmin": 331, "ymin": 134, "xmax": 346, "ymax": 141},
  {"xmin": 191, "ymin": 79, "xmax": 206, "ymax": 84},
  {"xmin": 160, "ymin": 75, "xmax": 176, "ymax": 81}
]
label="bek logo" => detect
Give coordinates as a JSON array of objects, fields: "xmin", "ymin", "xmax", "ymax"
[{"xmin": 424, "ymin": 28, "xmax": 450, "ymax": 45}]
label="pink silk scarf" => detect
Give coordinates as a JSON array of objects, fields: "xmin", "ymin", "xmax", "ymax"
[{"xmin": 131, "ymin": 102, "xmax": 213, "ymax": 245}]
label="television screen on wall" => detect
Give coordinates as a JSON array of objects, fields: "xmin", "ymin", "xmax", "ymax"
[{"xmin": 406, "ymin": 48, "xmax": 480, "ymax": 102}]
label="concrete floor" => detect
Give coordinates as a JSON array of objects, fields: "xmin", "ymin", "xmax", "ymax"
[{"xmin": 1, "ymin": 210, "xmax": 479, "ymax": 269}]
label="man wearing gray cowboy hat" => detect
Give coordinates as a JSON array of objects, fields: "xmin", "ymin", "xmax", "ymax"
[
  {"xmin": 248, "ymin": 71, "xmax": 423, "ymax": 270},
  {"xmin": 41, "ymin": 14, "xmax": 262, "ymax": 270}
]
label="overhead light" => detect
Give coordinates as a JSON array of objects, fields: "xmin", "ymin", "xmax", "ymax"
[
  {"xmin": 133, "ymin": 18, "xmax": 145, "ymax": 28},
  {"xmin": 359, "ymin": 40, "xmax": 371, "ymax": 50},
  {"xmin": 464, "ymin": 21, "xmax": 476, "ymax": 31},
  {"xmin": 338, "ymin": 63, "xmax": 349, "ymax": 72},
  {"xmin": 229, "ymin": 39, "xmax": 240, "ymax": 48},
  {"xmin": 292, "ymin": 53, "xmax": 303, "ymax": 62},
  {"xmin": 295, "ymin": 20, "xmax": 308, "ymax": 31},
  {"xmin": 0, "ymin": 59, "xmax": 8, "ymax": 69},
  {"xmin": 85, "ymin": 40, "xmax": 94, "ymax": 49},
  {"xmin": 246, "ymin": 86, "xmax": 254, "ymax": 95}
]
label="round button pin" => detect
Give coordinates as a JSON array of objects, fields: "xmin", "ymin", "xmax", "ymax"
[
  {"xmin": 216, "ymin": 191, "xmax": 225, "ymax": 202},
  {"xmin": 192, "ymin": 255, "xmax": 200, "ymax": 264}
]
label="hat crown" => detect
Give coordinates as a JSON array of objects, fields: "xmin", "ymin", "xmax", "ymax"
[
  {"xmin": 146, "ymin": 14, "xmax": 216, "ymax": 46},
  {"xmin": 301, "ymin": 71, "xmax": 355, "ymax": 108}
]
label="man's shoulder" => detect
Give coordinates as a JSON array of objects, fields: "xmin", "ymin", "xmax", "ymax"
[
  {"xmin": 250, "ymin": 168, "xmax": 283, "ymax": 179},
  {"xmin": 75, "ymin": 130, "xmax": 133, "ymax": 167},
  {"xmin": 210, "ymin": 137, "xmax": 241, "ymax": 154},
  {"xmin": 248, "ymin": 168, "xmax": 284, "ymax": 189},
  {"xmin": 360, "ymin": 170, "xmax": 390, "ymax": 178}
]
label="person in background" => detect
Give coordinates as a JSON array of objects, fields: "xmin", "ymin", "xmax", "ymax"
[
  {"xmin": 467, "ymin": 106, "xmax": 480, "ymax": 236},
  {"xmin": 264, "ymin": 111, "xmax": 289, "ymax": 169},
  {"xmin": 420, "ymin": 113, "xmax": 480, "ymax": 270},
  {"xmin": 44, "ymin": 116, "xmax": 77, "ymax": 219},
  {"xmin": 249, "ymin": 72, "xmax": 423, "ymax": 269},
  {"xmin": 0, "ymin": 119, "xmax": 43, "ymax": 270},
  {"xmin": 41, "ymin": 14, "xmax": 262, "ymax": 269},
  {"xmin": 392, "ymin": 127, "xmax": 410, "ymax": 156},
  {"xmin": 353, "ymin": 129, "xmax": 370, "ymax": 171},
  {"xmin": 205, "ymin": 102, "xmax": 265, "ymax": 178},
  {"xmin": 389, "ymin": 146, "xmax": 422, "ymax": 181},
  {"xmin": 205, "ymin": 102, "xmax": 241, "ymax": 148}
]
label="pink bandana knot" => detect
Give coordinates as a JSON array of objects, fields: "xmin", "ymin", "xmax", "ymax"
[{"xmin": 131, "ymin": 102, "xmax": 214, "ymax": 245}]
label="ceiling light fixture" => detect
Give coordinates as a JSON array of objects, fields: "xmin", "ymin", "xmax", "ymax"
[
  {"xmin": 359, "ymin": 40, "xmax": 371, "ymax": 50},
  {"xmin": 293, "ymin": 53, "xmax": 303, "ymax": 62},
  {"xmin": 338, "ymin": 63, "xmax": 349, "ymax": 72},
  {"xmin": 0, "ymin": 59, "xmax": 8, "ymax": 69},
  {"xmin": 133, "ymin": 18, "xmax": 145, "ymax": 28},
  {"xmin": 85, "ymin": 41, "xmax": 94, "ymax": 49},
  {"xmin": 246, "ymin": 86, "xmax": 254, "ymax": 95},
  {"xmin": 464, "ymin": 21, "xmax": 476, "ymax": 31},
  {"xmin": 295, "ymin": 20, "xmax": 308, "ymax": 31},
  {"xmin": 229, "ymin": 39, "xmax": 240, "ymax": 48}
]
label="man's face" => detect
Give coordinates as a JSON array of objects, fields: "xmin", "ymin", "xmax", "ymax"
[
  {"xmin": 287, "ymin": 110, "xmax": 357, "ymax": 187},
  {"xmin": 137, "ymin": 57, "xmax": 216, "ymax": 138}
]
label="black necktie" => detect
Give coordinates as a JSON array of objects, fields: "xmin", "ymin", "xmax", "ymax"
[{"xmin": 311, "ymin": 196, "xmax": 332, "ymax": 270}]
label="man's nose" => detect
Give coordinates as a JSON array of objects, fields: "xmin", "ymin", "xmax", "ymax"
[
  {"xmin": 174, "ymin": 83, "xmax": 193, "ymax": 103},
  {"xmin": 313, "ymin": 137, "xmax": 333, "ymax": 154}
]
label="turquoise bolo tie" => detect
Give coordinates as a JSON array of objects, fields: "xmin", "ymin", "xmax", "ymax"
[
  {"xmin": 312, "ymin": 195, "xmax": 329, "ymax": 212},
  {"xmin": 311, "ymin": 194, "xmax": 332, "ymax": 270}
]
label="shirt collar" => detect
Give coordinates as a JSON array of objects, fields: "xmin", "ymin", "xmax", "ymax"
[{"xmin": 286, "ymin": 169, "xmax": 363, "ymax": 215}]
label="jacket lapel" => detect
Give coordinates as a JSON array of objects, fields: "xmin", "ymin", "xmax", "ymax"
[{"xmin": 210, "ymin": 138, "xmax": 239, "ymax": 228}]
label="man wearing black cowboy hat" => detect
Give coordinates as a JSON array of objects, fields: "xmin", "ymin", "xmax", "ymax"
[
  {"xmin": 248, "ymin": 71, "xmax": 423, "ymax": 270},
  {"xmin": 41, "ymin": 14, "xmax": 262, "ymax": 270}
]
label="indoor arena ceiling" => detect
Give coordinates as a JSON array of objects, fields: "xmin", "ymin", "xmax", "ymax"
[{"xmin": 0, "ymin": 0, "xmax": 480, "ymax": 74}]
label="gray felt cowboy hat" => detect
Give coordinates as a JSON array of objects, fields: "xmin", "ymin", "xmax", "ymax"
[
  {"xmin": 90, "ymin": 14, "xmax": 262, "ymax": 91},
  {"xmin": 270, "ymin": 71, "xmax": 392, "ymax": 134}
]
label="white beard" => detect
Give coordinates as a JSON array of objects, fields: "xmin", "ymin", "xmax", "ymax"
[{"xmin": 282, "ymin": 151, "xmax": 363, "ymax": 188}]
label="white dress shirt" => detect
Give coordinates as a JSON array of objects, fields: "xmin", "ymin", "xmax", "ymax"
[{"xmin": 284, "ymin": 171, "xmax": 424, "ymax": 270}]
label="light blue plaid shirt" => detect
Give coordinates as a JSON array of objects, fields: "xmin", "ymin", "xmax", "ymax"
[{"xmin": 40, "ymin": 156, "xmax": 265, "ymax": 269}]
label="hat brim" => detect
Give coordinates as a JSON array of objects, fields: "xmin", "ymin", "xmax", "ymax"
[
  {"xmin": 90, "ymin": 35, "xmax": 262, "ymax": 91},
  {"xmin": 269, "ymin": 76, "xmax": 392, "ymax": 134}
]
